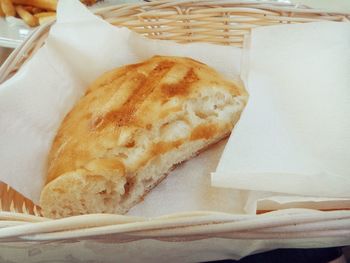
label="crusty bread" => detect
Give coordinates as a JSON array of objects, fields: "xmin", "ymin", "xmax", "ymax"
[{"xmin": 40, "ymin": 56, "xmax": 248, "ymax": 218}]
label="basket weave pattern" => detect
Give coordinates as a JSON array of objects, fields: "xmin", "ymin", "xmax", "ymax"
[{"xmin": 0, "ymin": 0, "xmax": 349, "ymax": 241}]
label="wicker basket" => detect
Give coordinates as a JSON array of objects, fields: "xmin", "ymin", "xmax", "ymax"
[{"xmin": 0, "ymin": 0, "xmax": 349, "ymax": 255}]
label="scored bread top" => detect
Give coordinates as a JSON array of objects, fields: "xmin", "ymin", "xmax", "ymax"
[{"xmin": 46, "ymin": 56, "xmax": 247, "ymax": 185}]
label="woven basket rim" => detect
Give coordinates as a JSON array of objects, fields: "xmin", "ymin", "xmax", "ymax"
[{"xmin": 0, "ymin": 0, "xmax": 349, "ymax": 242}]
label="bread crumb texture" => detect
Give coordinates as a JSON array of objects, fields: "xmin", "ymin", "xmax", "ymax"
[{"xmin": 40, "ymin": 56, "xmax": 248, "ymax": 218}]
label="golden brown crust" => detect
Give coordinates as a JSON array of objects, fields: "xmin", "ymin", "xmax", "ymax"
[
  {"xmin": 41, "ymin": 56, "xmax": 248, "ymax": 218},
  {"xmin": 46, "ymin": 56, "xmax": 246, "ymax": 185}
]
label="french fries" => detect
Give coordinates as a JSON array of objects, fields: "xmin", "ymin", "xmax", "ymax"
[
  {"xmin": 1, "ymin": 0, "xmax": 101, "ymax": 27},
  {"xmin": 33, "ymin": 10, "xmax": 54, "ymax": 18},
  {"xmin": 12, "ymin": 0, "xmax": 57, "ymax": 11},
  {"xmin": 34, "ymin": 11, "xmax": 55, "ymax": 25},
  {"xmin": 15, "ymin": 5, "xmax": 38, "ymax": 26},
  {"xmin": 0, "ymin": 2, "xmax": 5, "ymax": 17},
  {"xmin": 1, "ymin": 0, "xmax": 16, "ymax": 17},
  {"xmin": 22, "ymin": 5, "xmax": 43, "ymax": 14},
  {"xmin": 81, "ymin": 0, "xmax": 98, "ymax": 6}
]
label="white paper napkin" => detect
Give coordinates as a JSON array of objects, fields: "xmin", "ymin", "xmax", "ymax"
[
  {"xmin": 0, "ymin": 0, "xmax": 243, "ymax": 213},
  {"xmin": 244, "ymin": 191, "xmax": 350, "ymax": 214},
  {"xmin": 212, "ymin": 22, "xmax": 350, "ymax": 199}
]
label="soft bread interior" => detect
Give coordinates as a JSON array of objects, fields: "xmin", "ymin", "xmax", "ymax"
[{"xmin": 40, "ymin": 56, "xmax": 248, "ymax": 218}]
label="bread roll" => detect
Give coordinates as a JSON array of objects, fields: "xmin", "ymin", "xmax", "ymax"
[{"xmin": 40, "ymin": 56, "xmax": 248, "ymax": 218}]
